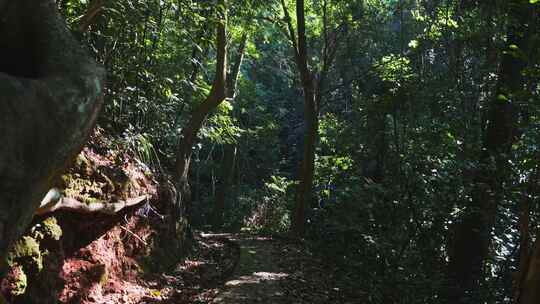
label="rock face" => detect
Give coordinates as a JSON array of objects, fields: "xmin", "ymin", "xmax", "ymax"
[{"xmin": 0, "ymin": 0, "xmax": 104, "ymax": 264}]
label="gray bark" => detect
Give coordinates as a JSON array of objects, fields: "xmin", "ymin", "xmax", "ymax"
[{"xmin": 0, "ymin": 0, "xmax": 104, "ymax": 267}]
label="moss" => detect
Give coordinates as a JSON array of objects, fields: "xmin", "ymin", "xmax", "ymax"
[
  {"xmin": 74, "ymin": 153, "xmax": 91, "ymax": 169},
  {"xmin": 83, "ymin": 196, "xmax": 102, "ymax": 205},
  {"xmin": 63, "ymin": 173, "xmax": 106, "ymax": 204},
  {"xmin": 7, "ymin": 236, "xmax": 42, "ymax": 271},
  {"xmin": 98, "ymin": 265, "xmax": 109, "ymax": 286},
  {"xmin": 40, "ymin": 217, "xmax": 62, "ymax": 241}
]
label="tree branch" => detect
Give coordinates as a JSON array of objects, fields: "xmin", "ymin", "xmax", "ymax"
[
  {"xmin": 78, "ymin": 0, "xmax": 106, "ymax": 33},
  {"xmin": 227, "ymin": 32, "xmax": 249, "ymax": 98},
  {"xmin": 280, "ymin": 0, "xmax": 301, "ymax": 64}
]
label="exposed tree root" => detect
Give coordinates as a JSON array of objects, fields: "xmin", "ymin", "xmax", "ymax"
[{"xmin": 36, "ymin": 188, "xmax": 148, "ymax": 216}]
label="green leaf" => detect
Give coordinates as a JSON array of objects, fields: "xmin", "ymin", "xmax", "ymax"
[
  {"xmin": 497, "ymin": 94, "xmax": 509, "ymax": 102},
  {"xmin": 530, "ymin": 0, "xmax": 540, "ymax": 4},
  {"xmin": 408, "ymin": 40, "xmax": 419, "ymax": 49}
]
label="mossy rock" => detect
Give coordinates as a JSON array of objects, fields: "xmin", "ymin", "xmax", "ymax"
[
  {"xmin": 40, "ymin": 217, "xmax": 62, "ymax": 241},
  {"xmin": 63, "ymin": 176, "xmax": 105, "ymax": 203},
  {"xmin": 7, "ymin": 236, "xmax": 42, "ymax": 272},
  {"xmin": 32, "ymin": 217, "xmax": 62, "ymax": 242},
  {"xmin": 5, "ymin": 217, "xmax": 63, "ymax": 277}
]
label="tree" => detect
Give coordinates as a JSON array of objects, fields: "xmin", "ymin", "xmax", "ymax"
[
  {"xmin": 169, "ymin": 0, "xmax": 229, "ymax": 243},
  {"xmin": 0, "ymin": 0, "xmax": 104, "ymax": 270},
  {"xmin": 213, "ymin": 32, "xmax": 249, "ymax": 227},
  {"xmin": 280, "ymin": 0, "xmax": 340, "ymax": 237},
  {"xmin": 447, "ymin": 0, "xmax": 535, "ymax": 301}
]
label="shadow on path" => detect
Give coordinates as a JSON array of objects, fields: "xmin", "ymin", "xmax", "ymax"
[{"xmin": 207, "ymin": 234, "xmax": 291, "ymax": 304}]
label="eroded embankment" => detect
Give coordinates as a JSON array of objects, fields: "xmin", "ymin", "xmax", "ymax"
[{"xmin": 1, "ymin": 129, "xmax": 163, "ymax": 304}]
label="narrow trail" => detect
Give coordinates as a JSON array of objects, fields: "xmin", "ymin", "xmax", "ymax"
[
  {"xmin": 204, "ymin": 234, "xmax": 291, "ymax": 303},
  {"xmin": 201, "ymin": 232, "xmax": 354, "ymax": 304}
]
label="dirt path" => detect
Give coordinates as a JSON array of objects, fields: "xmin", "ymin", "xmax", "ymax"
[
  {"xmin": 206, "ymin": 234, "xmax": 292, "ymax": 304},
  {"xmin": 192, "ymin": 232, "xmax": 357, "ymax": 304}
]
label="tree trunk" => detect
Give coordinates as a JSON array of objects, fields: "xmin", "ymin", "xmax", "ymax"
[
  {"xmin": 213, "ymin": 145, "xmax": 237, "ymax": 226},
  {"xmin": 169, "ymin": 0, "xmax": 228, "ymax": 247},
  {"xmin": 518, "ymin": 231, "xmax": 540, "ymax": 304},
  {"xmin": 0, "ymin": 0, "xmax": 104, "ymax": 268},
  {"xmin": 288, "ymin": 0, "xmax": 319, "ymax": 237},
  {"xmin": 280, "ymin": 0, "xmax": 322, "ymax": 237},
  {"xmin": 291, "ymin": 87, "xmax": 318, "ymax": 237},
  {"xmin": 447, "ymin": 1, "xmax": 533, "ymax": 301},
  {"xmin": 212, "ymin": 33, "xmax": 248, "ymax": 227}
]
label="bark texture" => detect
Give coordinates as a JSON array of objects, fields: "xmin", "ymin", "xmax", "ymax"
[{"xmin": 0, "ymin": 0, "xmax": 104, "ymax": 267}]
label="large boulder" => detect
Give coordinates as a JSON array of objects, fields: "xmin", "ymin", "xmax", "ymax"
[{"xmin": 0, "ymin": 0, "xmax": 104, "ymax": 265}]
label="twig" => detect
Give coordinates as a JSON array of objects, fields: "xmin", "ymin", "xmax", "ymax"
[{"xmin": 119, "ymin": 225, "xmax": 148, "ymax": 245}]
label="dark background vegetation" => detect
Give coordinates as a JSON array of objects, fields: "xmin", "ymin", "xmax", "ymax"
[{"xmin": 4, "ymin": 0, "xmax": 540, "ymax": 303}]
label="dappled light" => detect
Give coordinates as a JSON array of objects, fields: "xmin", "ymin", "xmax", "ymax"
[
  {"xmin": 225, "ymin": 271, "xmax": 290, "ymax": 287},
  {"xmin": 1, "ymin": 0, "xmax": 540, "ymax": 303}
]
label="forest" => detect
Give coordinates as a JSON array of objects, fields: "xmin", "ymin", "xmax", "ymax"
[{"xmin": 1, "ymin": 0, "xmax": 540, "ymax": 303}]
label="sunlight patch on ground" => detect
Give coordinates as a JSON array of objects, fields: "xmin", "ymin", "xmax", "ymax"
[
  {"xmin": 253, "ymin": 272, "xmax": 289, "ymax": 279},
  {"xmin": 224, "ymin": 272, "xmax": 289, "ymax": 286}
]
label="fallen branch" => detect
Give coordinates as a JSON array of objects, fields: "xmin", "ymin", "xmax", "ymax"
[
  {"xmin": 36, "ymin": 188, "xmax": 149, "ymax": 216},
  {"xmin": 119, "ymin": 225, "xmax": 148, "ymax": 245}
]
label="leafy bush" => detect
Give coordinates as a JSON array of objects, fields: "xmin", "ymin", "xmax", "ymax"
[{"xmin": 218, "ymin": 175, "xmax": 293, "ymax": 234}]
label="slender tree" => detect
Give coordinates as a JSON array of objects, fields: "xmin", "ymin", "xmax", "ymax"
[
  {"xmin": 169, "ymin": 0, "xmax": 228, "ymax": 244},
  {"xmin": 213, "ymin": 32, "xmax": 249, "ymax": 227},
  {"xmin": 280, "ymin": 0, "xmax": 339, "ymax": 236}
]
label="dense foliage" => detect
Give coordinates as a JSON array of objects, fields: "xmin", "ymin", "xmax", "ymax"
[{"xmin": 21, "ymin": 0, "xmax": 540, "ymax": 303}]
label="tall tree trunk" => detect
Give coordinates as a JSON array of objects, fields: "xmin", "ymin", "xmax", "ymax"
[
  {"xmin": 447, "ymin": 1, "xmax": 533, "ymax": 301},
  {"xmin": 515, "ymin": 6, "xmax": 540, "ymax": 302},
  {"xmin": 518, "ymin": 230, "xmax": 540, "ymax": 304},
  {"xmin": 213, "ymin": 33, "xmax": 248, "ymax": 227},
  {"xmin": 280, "ymin": 0, "xmax": 319, "ymax": 237},
  {"xmin": 515, "ymin": 167, "xmax": 537, "ymax": 303},
  {"xmin": 292, "ymin": 86, "xmax": 318, "ymax": 237},
  {"xmin": 169, "ymin": 0, "xmax": 228, "ymax": 248},
  {"xmin": 0, "ymin": 0, "xmax": 104, "ymax": 268}
]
